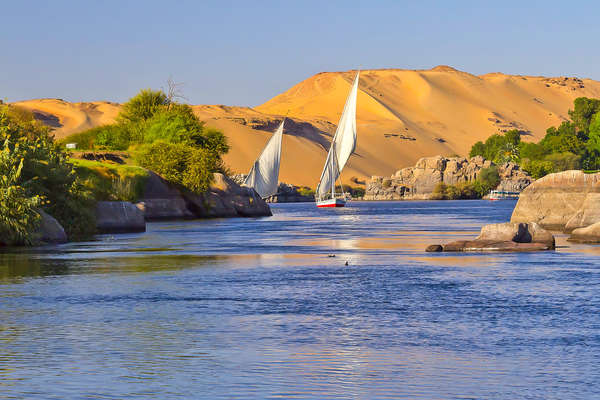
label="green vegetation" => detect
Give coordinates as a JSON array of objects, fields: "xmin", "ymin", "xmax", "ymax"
[
  {"xmin": 0, "ymin": 104, "xmax": 95, "ymax": 244},
  {"xmin": 70, "ymin": 159, "xmax": 149, "ymax": 202},
  {"xmin": 469, "ymin": 97, "xmax": 600, "ymax": 179},
  {"xmin": 431, "ymin": 166, "xmax": 500, "ymax": 200},
  {"xmin": 61, "ymin": 89, "xmax": 229, "ymax": 194}
]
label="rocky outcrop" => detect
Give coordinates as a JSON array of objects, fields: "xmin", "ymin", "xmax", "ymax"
[
  {"xmin": 568, "ymin": 222, "xmax": 600, "ymax": 243},
  {"xmin": 137, "ymin": 172, "xmax": 271, "ymax": 220},
  {"xmin": 427, "ymin": 222, "xmax": 555, "ymax": 252},
  {"xmin": 36, "ymin": 210, "xmax": 68, "ymax": 243},
  {"xmin": 365, "ymin": 155, "xmax": 531, "ymax": 200},
  {"xmin": 136, "ymin": 172, "xmax": 195, "ymax": 220},
  {"xmin": 185, "ymin": 173, "xmax": 272, "ymax": 217},
  {"xmin": 96, "ymin": 201, "xmax": 146, "ymax": 233},
  {"xmin": 511, "ymin": 170, "xmax": 600, "ymax": 231}
]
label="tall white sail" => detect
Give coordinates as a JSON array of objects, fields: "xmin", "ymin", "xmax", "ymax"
[
  {"xmin": 244, "ymin": 119, "xmax": 284, "ymax": 198},
  {"xmin": 316, "ymin": 72, "xmax": 359, "ymax": 198}
]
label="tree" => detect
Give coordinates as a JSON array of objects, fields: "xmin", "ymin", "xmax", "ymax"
[
  {"xmin": 118, "ymin": 89, "xmax": 170, "ymax": 125},
  {"xmin": 569, "ymin": 97, "xmax": 600, "ymax": 134}
]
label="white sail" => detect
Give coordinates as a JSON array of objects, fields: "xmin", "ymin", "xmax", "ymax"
[
  {"xmin": 244, "ymin": 119, "xmax": 284, "ymax": 198},
  {"xmin": 316, "ymin": 72, "xmax": 359, "ymax": 198}
]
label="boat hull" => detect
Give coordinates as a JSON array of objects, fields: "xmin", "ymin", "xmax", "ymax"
[{"xmin": 316, "ymin": 198, "xmax": 346, "ymax": 208}]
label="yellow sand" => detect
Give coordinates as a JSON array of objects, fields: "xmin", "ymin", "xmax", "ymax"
[{"xmin": 12, "ymin": 67, "xmax": 600, "ymax": 187}]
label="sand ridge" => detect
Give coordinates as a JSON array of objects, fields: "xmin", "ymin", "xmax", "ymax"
[{"xmin": 11, "ymin": 67, "xmax": 600, "ymax": 187}]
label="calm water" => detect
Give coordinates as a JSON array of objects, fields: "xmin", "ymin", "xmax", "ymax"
[{"xmin": 1, "ymin": 201, "xmax": 599, "ymax": 399}]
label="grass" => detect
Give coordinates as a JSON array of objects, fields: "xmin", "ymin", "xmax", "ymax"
[{"xmin": 70, "ymin": 158, "xmax": 149, "ymax": 202}]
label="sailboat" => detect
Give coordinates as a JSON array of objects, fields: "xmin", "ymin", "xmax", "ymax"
[
  {"xmin": 315, "ymin": 71, "xmax": 359, "ymax": 208},
  {"xmin": 243, "ymin": 118, "xmax": 284, "ymax": 199}
]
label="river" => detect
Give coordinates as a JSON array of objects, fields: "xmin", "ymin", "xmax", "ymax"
[{"xmin": 1, "ymin": 201, "xmax": 598, "ymax": 399}]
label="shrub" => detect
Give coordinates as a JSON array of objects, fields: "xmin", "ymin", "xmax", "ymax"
[{"xmin": 135, "ymin": 141, "xmax": 217, "ymax": 193}]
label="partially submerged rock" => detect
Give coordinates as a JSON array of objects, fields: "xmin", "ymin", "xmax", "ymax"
[
  {"xmin": 136, "ymin": 172, "xmax": 271, "ymax": 220},
  {"xmin": 96, "ymin": 201, "xmax": 146, "ymax": 233},
  {"xmin": 511, "ymin": 170, "xmax": 600, "ymax": 232},
  {"xmin": 568, "ymin": 222, "xmax": 600, "ymax": 243},
  {"xmin": 427, "ymin": 222, "xmax": 555, "ymax": 252},
  {"xmin": 36, "ymin": 210, "xmax": 68, "ymax": 243}
]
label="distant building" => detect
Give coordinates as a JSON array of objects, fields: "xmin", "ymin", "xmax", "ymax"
[{"xmin": 66, "ymin": 143, "xmax": 77, "ymax": 149}]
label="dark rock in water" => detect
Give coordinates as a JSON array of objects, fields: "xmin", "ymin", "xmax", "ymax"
[
  {"xmin": 96, "ymin": 201, "xmax": 146, "ymax": 233},
  {"xmin": 425, "ymin": 244, "xmax": 443, "ymax": 252},
  {"xmin": 427, "ymin": 221, "xmax": 555, "ymax": 252},
  {"xmin": 136, "ymin": 172, "xmax": 271, "ymax": 220},
  {"xmin": 36, "ymin": 210, "xmax": 68, "ymax": 243},
  {"xmin": 511, "ymin": 170, "xmax": 600, "ymax": 232},
  {"xmin": 568, "ymin": 222, "xmax": 600, "ymax": 243},
  {"xmin": 137, "ymin": 172, "xmax": 195, "ymax": 220},
  {"xmin": 442, "ymin": 240, "xmax": 552, "ymax": 252},
  {"xmin": 184, "ymin": 173, "xmax": 272, "ymax": 218}
]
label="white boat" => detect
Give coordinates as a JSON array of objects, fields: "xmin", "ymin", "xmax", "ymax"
[
  {"xmin": 243, "ymin": 119, "xmax": 284, "ymax": 199},
  {"xmin": 315, "ymin": 72, "xmax": 359, "ymax": 208},
  {"xmin": 488, "ymin": 190, "xmax": 520, "ymax": 200}
]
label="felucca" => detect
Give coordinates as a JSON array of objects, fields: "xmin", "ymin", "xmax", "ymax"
[
  {"xmin": 243, "ymin": 118, "xmax": 284, "ymax": 199},
  {"xmin": 315, "ymin": 71, "xmax": 359, "ymax": 208}
]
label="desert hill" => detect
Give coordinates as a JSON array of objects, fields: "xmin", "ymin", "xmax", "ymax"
[{"xmin": 12, "ymin": 66, "xmax": 600, "ymax": 187}]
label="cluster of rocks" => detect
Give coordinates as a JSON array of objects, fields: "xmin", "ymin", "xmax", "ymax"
[
  {"xmin": 365, "ymin": 155, "xmax": 532, "ymax": 200},
  {"xmin": 427, "ymin": 222, "xmax": 555, "ymax": 252},
  {"xmin": 26, "ymin": 172, "xmax": 271, "ymax": 244},
  {"xmin": 231, "ymin": 174, "xmax": 314, "ymax": 203},
  {"xmin": 427, "ymin": 169, "xmax": 600, "ymax": 251}
]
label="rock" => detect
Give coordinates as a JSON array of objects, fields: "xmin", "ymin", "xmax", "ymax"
[
  {"xmin": 511, "ymin": 170, "xmax": 600, "ymax": 231},
  {"xmin": 476, "ymin": 222, "xmax": 555, "ymax": 248},
  {"xmin": 96, "ymin": 201, "xmax": 146, "ymax": 233},
  {"xmin": 427, "ymin": 221, "xmax": 555, "ymax": 252},
  {"xmin": 568, "ymin": 222, "xmax": 600, "ymax": 243},
  {"xmin": 231, "ymin": 175, "xmax": 314, "ymax": 203},
  {"xmin": 365, "ymin": 156, "xmax": 531, "ymax": 200},
  {"xmin": 441, "ymin": 240, "xmax": 552, "ymax": 252},
  {"xmin": 184, "ymin": 173, "xmax": 272, "ymax": 218},
  {"xmin": 136, "ymin": 172, "xmax": 272, "ymax": 219},
  {"xmin": 136, "ymin": 172, "xmax": 194, "ymax": 220},
  {"xmin": 425, "ymin": 244, "xmax": 443, "ymax": 252},
  {"xmin": 36, "ymin": 210, "xmax": 68, "ymax": 243}
]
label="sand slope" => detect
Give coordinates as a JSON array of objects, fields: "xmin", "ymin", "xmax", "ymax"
[{"xmin": 12, "ymin": 67, "xmax": 600, "ymax": 187}]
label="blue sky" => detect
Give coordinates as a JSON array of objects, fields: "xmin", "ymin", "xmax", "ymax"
[{"xmin": 2, "ymin": 0, "xmax": 599, "ymax": 106}]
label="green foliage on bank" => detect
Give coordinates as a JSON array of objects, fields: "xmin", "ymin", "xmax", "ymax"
[
  {"xmin": 70, "ymin": 159, "xmax": 150, "ymax": 202},
  {"xmin": 431, "ymin": 166, "xmax": 500, "ymax": 200},
  {"xmin": 0, "ymin": 104, "xmax": 96, "ymax": 244},
  {"xmin": 469, "ymin": 97, "xmax": 600, "ymax": 179},
  {"xmin": 60, "ymin": 89, "xmax": 229, "ymax": 194}
]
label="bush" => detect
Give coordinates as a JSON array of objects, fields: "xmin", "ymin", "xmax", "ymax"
[
  {"xmin": 135, "ymin": 141, "xmax": 217, "ymax": 193},
  {"xmin": 522, "ymin": 159, "xmax": 554, "ymax": 179},
  {"xmin": 0, "ymin": 104, "xmax": 96, "ymax": 241}
]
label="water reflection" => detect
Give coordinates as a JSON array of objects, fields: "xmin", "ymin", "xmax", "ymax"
[{"xmin": 0, "ymin": 201, "xmax": 599, "ymax": 399}]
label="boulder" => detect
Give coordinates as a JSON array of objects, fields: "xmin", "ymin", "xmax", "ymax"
[
  {"xmin": 36, "ymin": 210, "xmax": 67, "ymax": 243},
  {"xmin": 511, "ymin": 170, "xmax": 600, "ymax": 231},
  {"xmin": 476, "ymin": 222, "xmax": 555, "ymax": 248},
  {"xmin": 136, "ymin": 172, "xmax": 195, "ymax": 220},
  {"xmin": 136, "ymin": 172, "xmax": 272, "ymax": 220},
  {"xmin": 96, "ymin": 201, "xmax": 146, "ymax": 233},
  {"xmin": 568, "ymin": 222, "xmax": 600, "ymax": 243},
  {"xmin": 184, "ymin": 173, "xmax": 272, "ymax": 218}
]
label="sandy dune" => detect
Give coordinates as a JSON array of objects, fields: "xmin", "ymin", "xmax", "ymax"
[{"xmin": 12, "ymin": 66, "xmax": 600, "ymax": 187}]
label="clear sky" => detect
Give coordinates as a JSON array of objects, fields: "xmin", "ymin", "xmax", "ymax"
[{"xmin": 2, "ymin": 0, "xmax": 599, "ymax": 106}]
